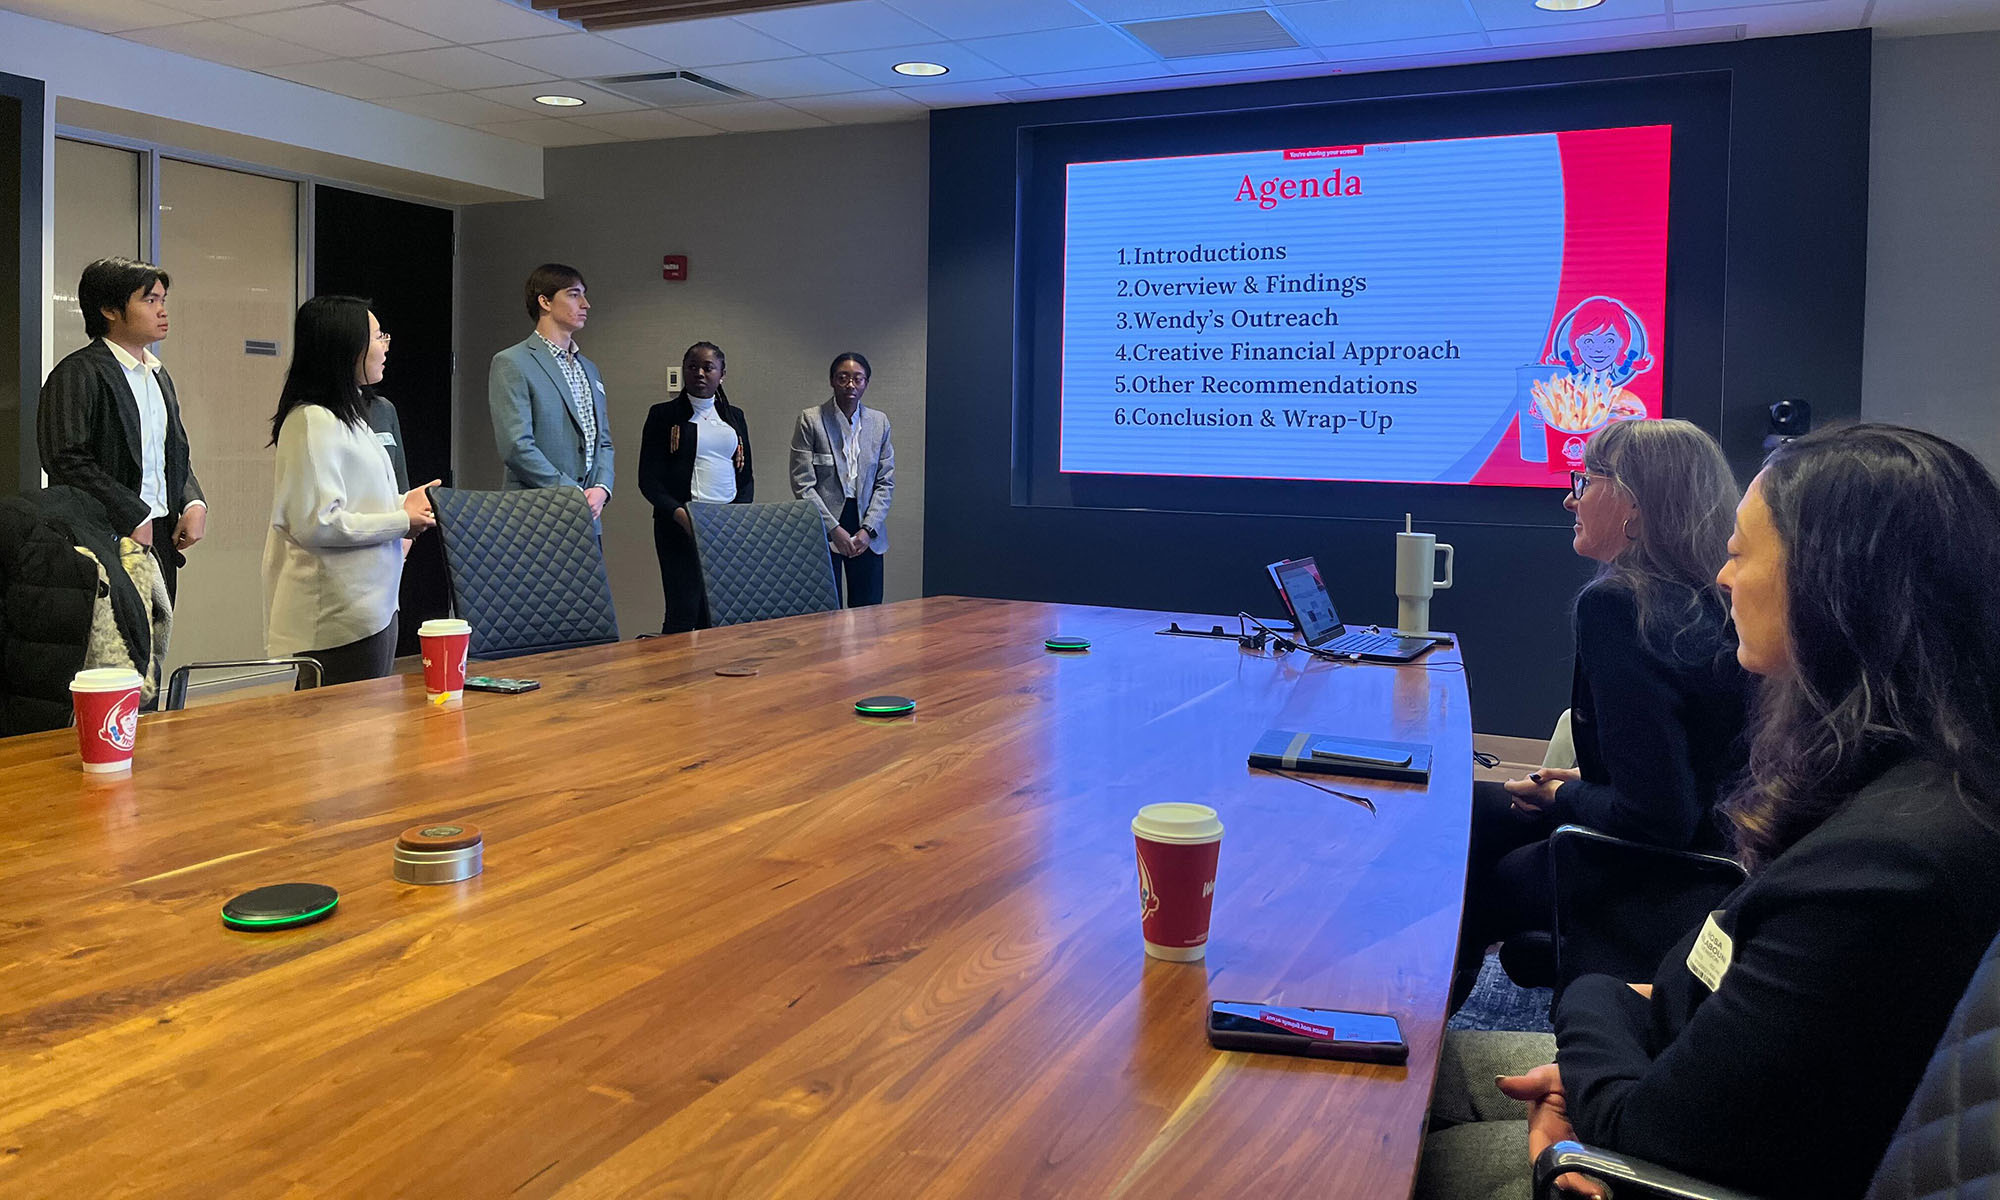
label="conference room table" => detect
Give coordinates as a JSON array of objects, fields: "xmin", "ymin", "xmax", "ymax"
[{"xmin": 0, "ymin": 596, "xmax": 1473, "ymax": 1198}]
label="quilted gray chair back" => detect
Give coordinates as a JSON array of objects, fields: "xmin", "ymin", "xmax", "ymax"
[
  {"xmin": 685, "ymin": 500, "xmax": 839, "ymax": 627},
  {"xmin": 1866, "ymin": 922, "xmax": 2000, "ymax": 1200},
  {"xmin": 428, "ymin": 486, "xmax": 619, "ymax": 659}
]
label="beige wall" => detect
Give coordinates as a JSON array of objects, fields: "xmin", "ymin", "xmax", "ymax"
[
  {"xmin": 1863, "ymin": 32, "xmax": 2000, "ymax": 465},
  {"xmin": 457, "ymin": 120, "xmax": 929, "ymax": 634}
]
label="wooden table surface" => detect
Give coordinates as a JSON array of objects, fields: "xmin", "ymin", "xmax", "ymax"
[{"xmin": 0, "ymin": 596, "xmax": 1471, "ymax": 1199}]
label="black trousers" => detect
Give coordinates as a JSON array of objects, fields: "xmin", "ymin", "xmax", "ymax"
[
  {"xmin": 833, "ymin": 497, "xmax": 884, "ymax": 608},
  {"xmin": 150, "ymin": 515, "xmax": 179, "ymax": 604},
  {"xmin": 300, "ymin": 613, "xmax": 400, "ymax": 687},
  {"xmin": 655, "ymin": 514, "xmax": 708, "ymax": 635},
  {"xmin": 1453, "ymin": 779, "xmax": 1559, "ymax": 1005}
]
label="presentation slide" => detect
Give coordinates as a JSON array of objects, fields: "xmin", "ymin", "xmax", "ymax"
[{"xmin": 1059, "ymin": 125, "xmax": 1670, "ymax": 487}]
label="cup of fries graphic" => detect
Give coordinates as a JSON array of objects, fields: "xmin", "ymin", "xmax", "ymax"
[{"xmin": 1530, "ymin": 376, "xmax": 1643, "ymax": 471}]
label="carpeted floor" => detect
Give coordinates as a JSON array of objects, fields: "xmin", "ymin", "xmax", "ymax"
[{"xmin": 1448, "ymin": 952, "xmax": 1553, "ymax": 1034}]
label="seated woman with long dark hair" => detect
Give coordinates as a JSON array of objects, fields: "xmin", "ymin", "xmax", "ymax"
[
  {"xmin": 1419, "ymin": 424, "xmax": 2000, "ymax": 1200},
  {"xmin": 1455, "ymin": 417, "xmax": 1751, "ymax": 1004},
  {"xmin": 263, "ymin": 296, "xmax": 437, "ymax": 685}
]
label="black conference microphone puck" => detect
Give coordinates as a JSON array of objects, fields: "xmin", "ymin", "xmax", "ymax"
[
  {"xmin": 221, "ymin": 882, "xmax": 339, "ymax": 932},
  {"xmin": 1045, "ymin": 636, "xmax": 1091, "ymax": 652},
  {"xmin": 854, "ymin": 694, "xmax": 915, "ymax": 717}
]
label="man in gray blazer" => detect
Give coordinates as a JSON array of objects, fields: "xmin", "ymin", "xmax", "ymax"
[
  {"xmin": 488, "ymin": 263, "xmax": 614, "ymax": 521},
  {"xmin": 789, "ymin": 352, "xmax": 893, "ymax": 606}
]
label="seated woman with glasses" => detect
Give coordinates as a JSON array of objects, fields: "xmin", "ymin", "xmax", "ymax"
[
  {"xmin": 1453, "ymin": 418, "xmax": 1752, "ymax": 1008},
  {"xmin": 1419, "ymin": 424, "xmax": 2000, "ymax": 1200}
]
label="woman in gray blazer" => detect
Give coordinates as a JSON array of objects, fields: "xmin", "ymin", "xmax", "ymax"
[
  {"xmin": 788, "ymin": 352, "xmax": 894, "ymax": 607},
  {"xmin": 263, "ymin": 297, "xmax": 437, "ymax": 685}
]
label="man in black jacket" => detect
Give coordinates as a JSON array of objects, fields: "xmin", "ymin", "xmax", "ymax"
[{"xmin": 37, "ymin": 257, "xmax": 207, "ymax": 602}]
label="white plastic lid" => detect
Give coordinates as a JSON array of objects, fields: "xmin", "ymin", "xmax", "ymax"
[
  {"xmin": 71, "ymin": 667, "xmax": 143, "ymax": 692},
  {"xmin": 1131, "ymin": 802, "xmax": 1224, "ymax": 844},
  {"xmin": 418, "ymin": 619, "xmax": 471, "ymax": 636}
]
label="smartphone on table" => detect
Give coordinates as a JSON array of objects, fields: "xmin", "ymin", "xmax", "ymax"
[
  {"xmin": 1207, "ymin": 1001, "xmax": 1408, "ymax": 1064},
  {"xmin": 464, "ymin": 676, "xmax": 539, "ymax": 694}
]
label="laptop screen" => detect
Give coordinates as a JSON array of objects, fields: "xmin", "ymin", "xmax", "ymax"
[{"xmin": 1270, "ymin": 557, "xmax": 1343, "ymax": 647}]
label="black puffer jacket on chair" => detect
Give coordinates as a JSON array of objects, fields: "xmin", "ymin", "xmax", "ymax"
[{"xmin": 0, "ymin": 491, "xmax": 110, "ymax": 737}]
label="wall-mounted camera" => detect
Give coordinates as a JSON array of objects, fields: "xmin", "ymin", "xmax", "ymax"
[{"xmin": 1763, "ymin": 399, "xmax": 1812, "ymax": 451}]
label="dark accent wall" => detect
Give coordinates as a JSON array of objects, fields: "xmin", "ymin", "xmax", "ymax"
[
  {"xmin": 0, "ymin": 71, "xmax": 43, "ymax": 495},
  {"xmin": 313, "ymin": 185, "xmax": 455, "ymax": 656},
  {"xmin": 925, "ymin": 31, "xmax": 1871, "ymax": 737}
]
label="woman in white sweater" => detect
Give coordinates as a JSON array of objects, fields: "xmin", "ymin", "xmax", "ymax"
[{"xmin": 263, "ymin": 296, "xmax": 437, "ymax": 684}]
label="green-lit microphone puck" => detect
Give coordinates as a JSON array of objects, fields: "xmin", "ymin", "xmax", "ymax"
[
  {"xmin": 854, "ymin": 694, "xmax": 916, "ymax": 717},
  {"xmin": 1045, "ymin": 636, "xmax": 1091, "ymax": 652},
  {"xmin": 221, "ymin": 882, "xmax": 339, "ymax": 932}
]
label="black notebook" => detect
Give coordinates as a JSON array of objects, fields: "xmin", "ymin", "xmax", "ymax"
[{"xmin": 1249, "ymin": 729, "xmax": 1433, "ymax": 785}]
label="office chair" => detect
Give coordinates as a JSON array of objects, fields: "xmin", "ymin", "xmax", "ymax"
[
  {"xmin": 428, "ymin": 486, "xmax": 619, "ymax": 659},
  {"xmin": 164, "ymin": 658, "xmax": 323, "ymax": 710},
  {"xmin": 1532, "ymin": 920, "xmax": 2000, "ymax": 1199},
  {"xmin": 685, "ymin": 500, "xmax": 839, "ymax": 627}
]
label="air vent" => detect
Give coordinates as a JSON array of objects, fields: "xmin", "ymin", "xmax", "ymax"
[
  {"xmin": 1122, "ymin": 10, "xmax": 1300, "ymax": 59},
  {"xmin": 244, "ymin": 339, "xmax": 280, "ymax": 357},
  {"xmin": 589, "ymin": 71, "xmax": 752, "ymax": 107}
]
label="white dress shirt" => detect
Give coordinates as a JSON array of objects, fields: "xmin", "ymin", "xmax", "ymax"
[
  {"xmin": 263, "ymin": 405, "xmax": 410, "ymax": 656},
  {"xmin": 838, "ymin": 402, "xmax": 862, "ymax": 499},
  {"xmin": 102, "ymin": 339, "xmax": 171, "ymax": 520},
  {"xmin": 689, "ymin": 395, "xmax": 738, "ymax": 503}
]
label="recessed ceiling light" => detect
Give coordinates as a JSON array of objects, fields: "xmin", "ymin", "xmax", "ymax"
[
  {"xmin": 892, "ymin": 61, "xmax": 949, "ymax": 78},
  {"xmin": 1533, "ymin": 0, "xmax": 1605, "ymax": 9},
  {"xmin": 534, "ymin": 94, "xmax": 586, "ymax": 107}
]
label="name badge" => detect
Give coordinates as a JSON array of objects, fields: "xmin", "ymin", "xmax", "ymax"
[
  {"xmin": 1686, "ymin": 910, "xmax": 1734, "ymax": 992},
  {"xmin": 812, "ymin": 453, "xmax": 835, "ymax": 466},
  {"xmin": 594, "ymin": 380, "xmax": 606, "ymax": 393},
  {"xmin": 376, "ymin": 431, "xmax": 397, "ymax": 446}
]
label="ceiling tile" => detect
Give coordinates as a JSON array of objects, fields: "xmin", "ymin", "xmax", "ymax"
[
  {"xmin": 361, "ymin": 44, "xmax": 553, "ymax": 88},
  {"xmin": 1282, "ymin": 0, "xmax": 1485, "ymax": 46},
  {"xmin": 155, "ymin": 0, "xmax": 319, "ymax": 15},
  {"xmin": 1869, "ymin": 0, "xmax": 2000, "ymax": 37},
  {"xmin": 349, "ymin": 0, "xmax": 572, "ymax": 43},
  {"xmin": 261, "ymin": 58, "xmax": 440, "ymax": 99},
  {"xmin": 683, "ymin": 100, "xmax": 827, "ymax": 132},
  {"xmin": 735, "ymin": 0, "xmax": 940, "ymax": 53},
  {"xmin": 472, "ymin": 80, "xmax": 645, "ymax": 115},
  {"xmin": 598, "ymin": 17, "xmax": 799, "ymax": 67},
  {"xmin": 879, "ymin": 0, "xmax": 1095, "ymax": 40},
  {"xmin": 1165, "ymin": 46, "xmax": 1324, "ymax": 73},
  {"xmin": 821, "ymin": 41, "xmax": 1011, "ymax": 87},
  {"xmin": 1020, "ymin": 62, "xmax": 1176, "ymax": 87},
  {"xmin": 1464, "ymin": 0, "xmax": 1668, "ymax": 31},
  {"xmin": 784, "ymin": 88, "xmax": 928, "ymax": 123},
  {"xmin": 1672, "ymin": 0, "xmax": 1866, "ymax": 34},
  {"xmin": 2, "ymin": 0, "xmax": 199, "ymax": 32},
  {"xmin": 1075, "ymin": 0, "xmax": 1267, "ymax": 19},
  {"xmin": 379, "ymin": 89, "xmax": 528, "ymax": 125},
  {"xmin": 475, "ymin": 31, "xmax": 669, "ymax": 76},
  {"xmin": 1316, "ymin": 31, "xmax": 1492, "ymax": 62},
  {"xmin": 229, "ymin": 6, "xmax": 446, "ymax": 57},
  {"xmin": 699, "ymin": 56, "xmax": 877, "ymax": 98},
  {"xmin": 568, "ymin": 108, "xmax": 719, "ymax": 139},
  {"xmin": 892, "ymin": 78, "xmax": 1032, "ymax": 106},
  {"xmin": 120, "ymin": 19, "xmax": 328, "ymax": 68},
  {"xmin": 474, "ymin": 117, "xmax": 626, "ymax": 146},
  {"xmin": 962, "ymin": 25, "xmax": 1156, "ymax": 74},
  {"xmin": 1483, "ymin": 14, "xmax": 1673, "ymax": 44}
]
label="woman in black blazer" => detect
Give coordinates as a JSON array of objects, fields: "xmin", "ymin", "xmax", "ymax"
[
  {"xmin": 1419, "ymin": 425, "xmax": 2000, "ymax": 1200},
  {"xmin": 1454, "ymin": 418, "xmax": 1752, "ymax": 1006},
  {"xmin": 637, "ymin": 342, "xmax": 753, "ymax": 634}
]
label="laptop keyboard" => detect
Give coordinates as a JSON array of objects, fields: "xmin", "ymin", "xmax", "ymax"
[{"xmin": 1328, "ymin": 630, "xmax": 1409, "ymax": 656}]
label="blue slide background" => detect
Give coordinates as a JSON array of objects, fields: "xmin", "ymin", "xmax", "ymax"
[{"xmin": 1061, "ymin": 134, "xmax": 1565, "ymax": 482}]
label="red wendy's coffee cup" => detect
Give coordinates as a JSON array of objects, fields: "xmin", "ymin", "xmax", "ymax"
[
  {"xmin": 418, "ymin": 619, "xmax": 471, "ymax": 700},
  {"xmin": 70, "ymin": 667, "xmax": 143, "ymax": 774},
  {"xmin": 1132, "ymin": 802, "xmax": 1224, "ymax": 961}
]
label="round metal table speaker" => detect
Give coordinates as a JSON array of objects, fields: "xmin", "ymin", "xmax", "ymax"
[{"xmin": 393, "ymin": 822, "xmax": 484, "ymax": 885}]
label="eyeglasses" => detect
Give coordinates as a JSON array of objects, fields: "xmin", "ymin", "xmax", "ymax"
[
  {"xmin": 1570, "ymin": 469, "xmax": 1612, "ymax": 501},
  {"xmin": 375, "ymin": 331, "xmax": 392, "ymax": 346},
  {"xmin": 832, "ymin": 372, "xmax": 867, "ymax": 384}
]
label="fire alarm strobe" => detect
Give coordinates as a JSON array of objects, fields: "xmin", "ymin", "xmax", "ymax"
[
  {"xmin": 855, "ymin": 695, "xmax": 915, "ymax": 717},
  {"xmin": 221, "ymin": 882, "xmax": 339, "ymax": 931}
]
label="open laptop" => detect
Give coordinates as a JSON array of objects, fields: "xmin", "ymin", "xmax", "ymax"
[{"xmin": 1266, "ymin": 557, "xmax": 1435, "ymax": 662}]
